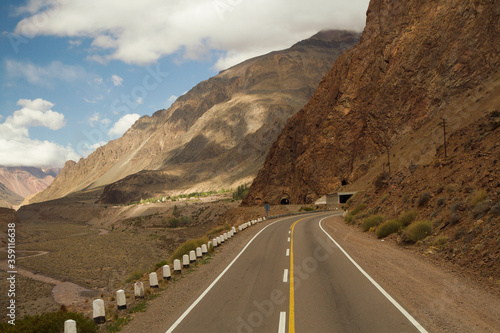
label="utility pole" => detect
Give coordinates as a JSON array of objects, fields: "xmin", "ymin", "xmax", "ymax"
[{"xmin": 441, "ymin": 118, "xmax": 447, "ymax": 158}]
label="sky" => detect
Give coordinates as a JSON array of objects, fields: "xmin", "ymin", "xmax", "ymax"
[{"xmin": 0, "ymin": 0, "xmax": 369, "ymax": 168}]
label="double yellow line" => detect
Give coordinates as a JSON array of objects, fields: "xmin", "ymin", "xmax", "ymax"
[{"xmin": 288, "ymin": 217, "xmax": 306, "ymax": 333}]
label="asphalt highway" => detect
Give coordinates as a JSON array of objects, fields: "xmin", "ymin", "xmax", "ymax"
[{"xmin": 165, "ymin": 213, "xmax": 427, "ymax": 333}]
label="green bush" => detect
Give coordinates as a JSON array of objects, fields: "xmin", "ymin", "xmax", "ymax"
[
  {"xmin": 168, "ymin": 215, "xmax": 191, "ymax": 228},
  {"xmin": 403, "ymin": 220, "xmax": 433, "ymax": 243},
  {"xmin": 0, "ymin": 311, "xmax": 97, "ymax": 333},
  {"xmin": 398, "ymin": 210, "xmax": 417, "ymax": 226},
  {"xmin": 376, "ymin": 219, "xmax": 403, "ymax": 238},
  {"xmin": 233, "ymin": 184, "xmax": 250, "ymax": 200},
  {"xmin": 362, "ymin": 215, "xmax": 384, "ymax": 232}
]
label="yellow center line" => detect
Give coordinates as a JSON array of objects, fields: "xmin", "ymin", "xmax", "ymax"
[{"xmin": 289, "ymin": 217, "xmax": 307, "ymax": 333}]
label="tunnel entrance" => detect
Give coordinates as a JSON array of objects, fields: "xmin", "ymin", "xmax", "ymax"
[
  {"xmin": 280, "ymin": 198, "xmax": 290, "ymax": 205},
  {"xmin": 338, "ymin": 193, "xmax": 354, "ymax": 204}
]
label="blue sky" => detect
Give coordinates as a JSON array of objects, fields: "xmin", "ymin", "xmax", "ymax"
[{"xmin": 0, "ymin": 0, "xmax": 369, "ymax": 168}]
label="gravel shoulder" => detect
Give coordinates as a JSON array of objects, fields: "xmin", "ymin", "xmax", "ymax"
[
  {"xmin": 322, "ymin": 216, "xmax": 500, "ymax": 333},
  {"xmin": 120, "ymin": 214, "xmax": 500, "ymax": 333}
]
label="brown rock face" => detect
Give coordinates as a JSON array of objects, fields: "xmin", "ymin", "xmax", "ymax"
[
  {"xmin": 244, "ymin": 0, "xmax": 499, "ymax": 205},
  {"xmin": 32, "ymin": 31, "xmax": 360, "ymax": 204}
]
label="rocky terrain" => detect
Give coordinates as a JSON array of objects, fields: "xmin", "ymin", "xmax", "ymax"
[
  {"xmin": 242, "ymin": 0, "xmax": 499, "ymax": 284},
  {"xmin": 244, "ymin": 0, "xmax": 499, "ymax": 205},
  {"xmin": 0, "ymin": 167, "xmax": 59, "ymax": 208},
  {"xmin": 31, "ymin": 30, "xmax": 360, "ymax": 205}
]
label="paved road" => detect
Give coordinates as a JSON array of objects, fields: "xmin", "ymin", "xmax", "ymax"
[{"xmin": 166, "ymin": 213, "xmax": 426, "ymax": 333}]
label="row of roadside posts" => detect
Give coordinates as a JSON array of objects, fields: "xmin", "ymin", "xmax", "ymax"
[{"xmin": 62, "ymin": 216, "xmax": 267, "ymax": 332}]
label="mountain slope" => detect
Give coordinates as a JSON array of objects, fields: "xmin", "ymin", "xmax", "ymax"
[
  {"xmin": 0, "ymin": 182, "xmax": 23, "ymax": 208},
  {"xmin": 0, "ymin": 167, "xmax": 58, "ymax": 207},
  {"xmin": 244, "ymin": 0, "xmax": 499, "ymax": 205},
  {"xmin": 32, "ymin": 30, "xmax": 360, "ymax": 204}
]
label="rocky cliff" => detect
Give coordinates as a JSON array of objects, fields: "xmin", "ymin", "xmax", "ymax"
[
  {"xmin": 31, "ymin": 30, "xmax": 360, "ymax": 204},
  {"xmin": 244, "ymin": 0, "xmax": 499, "ymax": 205}
]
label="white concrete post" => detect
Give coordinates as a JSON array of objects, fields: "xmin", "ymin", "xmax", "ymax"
[
  {"xmin": 163, "ymin": 265, "xmax": 171, "ymax": 280},
  {"xmin": 201, "ymin": 244, "xmax": 208, "ymax": 253},
  {"xmin": 183, "ymin": 254, "xmax": 190, "ymax": 267},
  {"xmin": 216, "ymin": 236, "xmax": 221, "ymax": 244},
  {"xmin": 117, "ymin": 289, "xmax": 127, "ymax": 310},
  {"xmin": 232, "ymin": 226, "xmax": 236, "ymax": 234},
  {"xmin": 134, "ymin": 281, "xmax": 144, "ymax": 298},
  {"xmin": 223, "ymin": 233, "xmax": 227, "ymax": 241},
  {"xmin": 64, "ymin": 319, "xmax": 77, "ymax": 333},
  {"xmin": 212, "ymin": 238, "xmax": 217, "ymax": 247},
  {"xmin": 149, "ymin": 272, "xmax": 159, "ymax": 288},
  {"xmin": 173, "ymin": 259, "xmax": 181, "ymax": 272},
  {"xmin": 196, "ymin": 247, "xmax": 202, "ymax": 258},
  {"xmin": 93, "ymin": 299, "xmax": 105, "ymax": 324},
  {"xmin": 189, "ymin": 250, "xmax": 196, "ymax": 262}
]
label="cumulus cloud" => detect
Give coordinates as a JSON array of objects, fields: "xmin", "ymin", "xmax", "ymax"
[
  {"xmin": 13, "ymin": 0, "xmax": 369, "ymax": 69},
  {"xmin": 108, "ymin": 113, "xmax": 140, "ymax": 137},
  {"xmin": 111, "ymin": 74, "xmax": 123, "ymax": 86},
  {"xmin": 5, "ymin": 59, "xmax": 88, "ymax": 85},
  {"xmin": 0, "ymin": 98, "xmax": 79, "ymax": 167}
]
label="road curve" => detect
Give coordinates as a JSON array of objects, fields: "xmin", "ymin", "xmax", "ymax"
[{"xmin": 165, "ymin": 213, "xmax": 427, "ymax": 333}]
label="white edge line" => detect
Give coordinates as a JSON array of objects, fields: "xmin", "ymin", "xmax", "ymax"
[
  {"xmin": 318, "ymin": 217, "xmax": 428, "ymax": 333},
  {"xmin": 287, "ymin": 237, "xmax": 290, "ymax": 242},
  {"xmin": 278, "ymin": 311, "xmax": 286, "ymax": 333},
  {"xmin": 286, "ymin": 248, "xmax": 290, "ymax": 257},
  {"xmin": 283, "ymin": 269, "xmax": 288, "ymax": 283},
  {"xmin": 165, "ymin": 216, "xmax": 296, "ymax": 333}
]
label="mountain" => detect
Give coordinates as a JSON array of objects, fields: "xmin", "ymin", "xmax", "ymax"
[
  {"xmin": 244, "ymin": 0, "xmax": 499, "ymax": 205},
  {"xmin": 0, "ymin": 182, "xmax": 23, "ymax": 208},
  {"xmin": 31, "ymin": 30, "xmax": 360, "ymax": 204},
  {"xmin": 0, "ymin": 167, "xmax": 59, "ymax": 207}
]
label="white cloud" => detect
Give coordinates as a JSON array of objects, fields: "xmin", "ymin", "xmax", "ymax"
[
  {"xmin": 13, "ymin": 0, "xmax": 369, "ymax": 69},
  {"xmin": 108, "ymin": 113, "xmax": 140, "ymax": 137},
  {"xmin": 111, "ymin": 74, "xmax": 123, "ymax": 86},
  {"xmin": 5, "ymin": 59, "xmax": 88, "ymax": 85},
  {"xmin": 0, "ymin": 98, "xmax": 79, "ymax": 167},
  {"xmin": 136, "ymin": 97, "xmax": 143, "ymax": 105}
]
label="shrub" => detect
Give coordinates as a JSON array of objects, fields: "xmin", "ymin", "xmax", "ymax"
[
  {"xmin": 233, "ymin": 184, "xmax": 250, "ymax": 200},
  {"xmin": 0, "ymin": 311, "xmax": 97, "ymax": 333},
  {"xmin": 431, "ymin": 236, "xmax": 448, "ymax": 247},
  {"xmin": 362, "ymin": 215, "xmax": 384, "ymax": 232},
  {"xmin": 398, "ymin": 210, "xmax": 417, "ymax": 226},
  {"xmin": 472, "ymin": 200, "xmax": 490, "ymax": 218},
  {"xmin": 470, "ymin": 190, "xmax": 488, "ymax": 207},
  {"xmin": 376, "ymin": 219, "xmax": 403, "ymax": 238},
  {"xmin": 124, "ymin": 270, "xmax": 145, "ymax": 283},
  {"xmin": 490, "ymin": 202, "xmax": 500, "ymax": 217},
  {"xmin": 168, "ymin": 215, "xmax": 191, "ymax": 228},
  {"xmin": 374, "ymin": 172, "xmax": 389, "ymax": 189},
  {"xmin": 351, "ymin": 203, "xmax": 368, "ymax": 215},
  {"xmin": 436, "ymin": 197, "xmax": 447, "ymax": 208},
  {"xmin": 169, "ymin": 236, "xmax": 209, "ymax": 262},
  {"xmin": 206, "ymin": 225, "xmax": 231, "ymax": 239},
  {"xmin": 403, "ymin": 220, "xmax": 433, "ymax": 243},
  {"xmin": 344, "ymin": 203, "xmax": 367, "ymax": 224},
  {"xmin": 417, "ymin": 192, "xmax": 432, "ymax": 207}
]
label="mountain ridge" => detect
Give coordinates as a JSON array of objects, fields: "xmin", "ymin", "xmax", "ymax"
[{"xmin": 31, "ymin": 30, "xmax": 360, "ymax": 204}]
